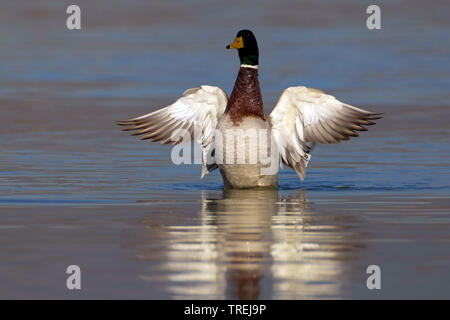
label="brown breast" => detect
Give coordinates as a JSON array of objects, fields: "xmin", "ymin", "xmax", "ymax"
[{"xmin": 225, "ymin": 67, "xmax": 266, "ymax": 126}]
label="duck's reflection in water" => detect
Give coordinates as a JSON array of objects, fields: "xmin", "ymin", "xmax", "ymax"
[{"xmin": 138, "ymin": 189, "xmax": 360, "ymax": 299}]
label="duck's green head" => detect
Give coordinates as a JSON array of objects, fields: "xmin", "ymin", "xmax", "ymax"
[{"xmin": 226, "ymin": 29, "xmax": 259, "ymax": 66}]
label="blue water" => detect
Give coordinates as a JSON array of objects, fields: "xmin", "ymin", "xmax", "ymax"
[{"xmin": 0, "ymin": 0, "xmax": 449, "ymax": 299}]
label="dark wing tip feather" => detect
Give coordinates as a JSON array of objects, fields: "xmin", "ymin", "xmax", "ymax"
[
  {"xmin": 117, "ymin": 120, "xmax": 133, "ymax": 126},
  {"xmin": 306, "ymin": 108, "xmax": 382, "ymax": 144}
]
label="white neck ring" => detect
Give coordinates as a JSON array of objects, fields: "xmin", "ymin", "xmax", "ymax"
[{"xmin": 240, "ymin": 64, "xmax": 258, "ymax": 69}]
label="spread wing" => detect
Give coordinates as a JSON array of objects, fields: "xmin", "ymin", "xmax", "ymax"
[
  {"xmin": 269, "ymin": 86, "xmax": 382, "ymax": 180},
  {"xmin": 117, "ymin": 85, "xmax": 228, "ymax": 177}
]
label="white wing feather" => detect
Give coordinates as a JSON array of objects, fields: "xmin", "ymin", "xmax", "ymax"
[
  {"xmin": 118, "ymin": 85, "xmax": 228, "ymax": 177},
  {"xmin": 269, "ymin": 86, "xmax": 381, "ymax": 180}
]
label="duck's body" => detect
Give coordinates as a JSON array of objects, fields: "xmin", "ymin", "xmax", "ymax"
[
  {"xmin": 217, "ymin": 112, "xmax": 278, "ymax": 188},
  {"xmin": 118, "ymin": 30, "xmax": 381, "ymax": 189},
  {"xmin": 217, "ymin": 64, "xmax": 277, "ymax": 188}
]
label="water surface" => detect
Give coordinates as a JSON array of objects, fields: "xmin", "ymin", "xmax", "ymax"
[{"xmin": 0, "ymin": 0, "xmax": 449, "ymax": 299}]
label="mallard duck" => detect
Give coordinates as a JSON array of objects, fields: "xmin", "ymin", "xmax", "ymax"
[{"xmin": 117, "ymin": 29, "xmax": 381, "ymax": 189}]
